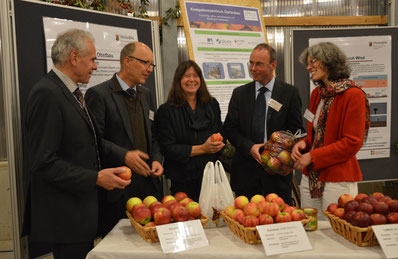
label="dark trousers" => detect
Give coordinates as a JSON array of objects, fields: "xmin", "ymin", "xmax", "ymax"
[{"xmin": 52, "ymin": 241, "xmax": 93, "ymax": 259}]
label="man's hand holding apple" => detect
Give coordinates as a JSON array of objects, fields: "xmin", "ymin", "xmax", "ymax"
[{"xmin": 97, "ymin": 167, "xmax": 131, "ymax": 190}]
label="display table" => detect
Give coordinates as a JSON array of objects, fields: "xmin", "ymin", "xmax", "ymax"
[{"xmin": 86, "ymin": 219, "xmax": 384, "ymax": 259}]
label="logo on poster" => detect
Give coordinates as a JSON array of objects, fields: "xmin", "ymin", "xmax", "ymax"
[{"xmin": 207, "ymin": 38, "xmax": 214, "ymax": 44}]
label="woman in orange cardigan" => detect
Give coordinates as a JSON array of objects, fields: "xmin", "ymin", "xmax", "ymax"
[{"xmin": 292, "ymin": 42, "xmax": 370, "ymax": 215}]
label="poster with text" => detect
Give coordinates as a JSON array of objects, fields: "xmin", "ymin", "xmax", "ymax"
[
  {"xmin": 181, "ymin": 0, "xmax": 267, "ymax": 120},
  {"xmin": 309, "ymin": 36, "xmax": 391, "ymax": 159},
  {"xmin": 43, "ymin": 17, "xmax": 138, "ymax": 94}
]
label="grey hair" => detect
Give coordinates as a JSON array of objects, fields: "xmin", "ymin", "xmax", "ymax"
[
  {"xmin": 299, "ymin": 41, "xmax": 351, "ymax": 81},
  {"xmin": 253, "ymin": 43, "xmax": 277, "ymax": 62},
  {"xmin": 120, "ymin": 42, "xmax": 137, "ymax": 65},
  {"xmin": 51, "ymin": 29, "xmax": 95, "ymax": 66}
]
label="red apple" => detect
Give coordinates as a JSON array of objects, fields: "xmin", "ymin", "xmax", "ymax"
[
  {"xmin": 351, "ymin": 211, "xmax": 371, "ymax": 228},
  {"xmin": 357, "ymin": 202, "xmax": 374, "ymax": 214},
  {"xmin": 265, "ymin": 193, "xmax": 279, "ymax": 202},
  {"xmin": 117, "ymin": 166, "xmax": 132, "ymax": 180},
  {"xmin": 291, "ymin": 209, "xmax": 306, "ymax": 221},
  {"xmin": 143, "ymin": 195, "xmax": 158, "ymax": 208},
  {"xmin": 186, "ymin": 201, "xmax": 201, "ymax": 218},
  {"xmin": 243, "ymin": 215, "xmax": 259, "ymax": 227},
  {"xmin": 373, "ymin": 201, "xmax": 389, "ymax": 215},
  {"xmin": 257, "ymin": 201, "xmax": 267, "ymax": 214},
  {"xmin": 126, "ymin": 197, "xmax": 142, "ymax": 212},
  {"xmin": 164, "ymin": 199, "xmax": 178, "ymax": 210},
  {"xmin": 343, "ymin": 210, "xmax": 357, "ymax": 223},
  {"xmin": 270, "ymin": 131, "xmax": 284, "ymax": 143},
  {"xmin": 179, "ymin": 197, "xmax": 193, "ymax": 207},
  {"xmin": 133, "ymin": 205, "xmax": 152, "ymax": 225},
  {"xmin": 275, "ymin": 212, "xmax": 292, "ymax": 223},
  {"xmin": 387, "ymin": 200, "xmax": 398, "ymax": 212},
  {"xmin": 243, "ymin": 202, "xmax": 260, "ymax": 217},
  {"xmin": 277, "ymin": 150, "xmax": 293, "ymax": 166},
  {"xmin": 333, "ymin": 208, "xmax": 345, "ymax": 219},
  {"xmin": 150, "ymin": 202, "xmax": 164, "ymax": 215},
  {"xmin": 267, "ymin": 157, "xmax": 281, "ymax": 171},
  {"xmin": 371, "ymin": 192, "xmax": 384, "ymax": 199},
  {"xmin": 338, "ymin": 194, "xmax": 354, "ymax": 208},
  {"xmin": 161, "ymin": 195, "xmax": 176, "ymax": 205},
  {"xmin": 261, "ymin": 150, "xmax": 274, "ymax": 164},
  {"xmin": 282, "ymin": 138, "xmax": 294, "ymax": 149},
  {"xmin": 282, "ymin": 206, "xmax": 296, "ymax": 215},
  {"xmin": 344, "ymin": 200, "xmax": 359, "ymax": 212},
  {"xmin": 224, "ymin": 205, "xmax": 236, "ymax": 217},
  {"xmin": 174, "ymin": 192, "xmax": 188, "ymax": 202},
  {"xmin": 259, "ymin": 214, "xmax": 274, "ymax": 225},
  {"xmin": 361, "ymin": 196, "xmax": 378, "ymax": 204},
  {"xmin": 154, "ymin": 207, "xmax": 172, "ymax": 225},
  {"xmin": 167, "ymin": 201, "xmax": 182, "ymax": 214},
  {"xmin": 132, "ymin": 204, "xmax": 146, "ymax": 214},
  {"xmin": 262, "ymin": 202, "xmax": 279, "ymax": 217},
  {"xmin": 370, "ymin": 213, "xmax": 387, "ymax": 225},
  {"xmin": 145, "ymin": 222, "xmax": 156, "ymax": 228},
  {"xmin": 172, "ymin": 205, "xmax": 190, "ymax": 222},
  {"xmin": 386, "ymin": 212, "xmax": 398, "ymax": 224},
  {"xmin": 234, "ymin": 196, "xmax": 249, "ymax": 209},
  {"xmin": 250, "ymin": 194, "xmax": 265, "ymax": 205},
  {"xmin": 327, "ymin": 203, "xmax": 339, "ymax": 214},
  {"xmin": 354, "ymin": 193, "xmax": 368, "ymax": 203},
  {"xmin": 377, "ymin": 196, "xmax": 392, "ymax": 203},
  {"xmin": 271, "ymin": 197, "xmax": 286, "ymax": 210},
  {"xmin": 231, "ymin": 209, "xmax": 245, "ymax": 224}
]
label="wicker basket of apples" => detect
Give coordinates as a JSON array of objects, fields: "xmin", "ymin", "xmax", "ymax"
[
  {"xmin": 261, "ymin": 131, "xmax": 297, "ymax": 176},
  {"xmin": 221, "ymin": 193, "xmax": 310, "ymax": 245},
  {"xmin": 125, "ymin": 192, "xmax": 209, "ymax": 243},
  {"xmin": 323, "ymin": 192, "xmax": 398, "ymax": 247}
]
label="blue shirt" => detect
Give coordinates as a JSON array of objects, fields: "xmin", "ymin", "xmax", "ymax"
[{"xmin": 116, "ymin": 73, "xmax": 137, "ymax": 93}]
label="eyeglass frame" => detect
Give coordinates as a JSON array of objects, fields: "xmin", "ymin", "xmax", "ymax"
[
  {"xmin": 307, "ymin": 58, "xmax": 319, "ymax": 68},
  {"xmin": 128, "ymin": 55, "xmax": 156, "ymax": 69}
]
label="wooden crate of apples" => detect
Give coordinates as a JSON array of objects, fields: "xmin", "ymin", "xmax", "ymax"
[
  {"xmin": 125, "ymin": 192, "xmax": 209, "ymax": 242},
  {"xmin": 220, "ymin": 193, "xmax": 309, "ymax": 244},
  {"xmin": 324, "ymin": 192, "xmax": 398, "ymax": 246}
]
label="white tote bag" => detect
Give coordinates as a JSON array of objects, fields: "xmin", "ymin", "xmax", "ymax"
[{"xmin": 199, "ymin": 160, "xmax": 235, "ymax": 228}]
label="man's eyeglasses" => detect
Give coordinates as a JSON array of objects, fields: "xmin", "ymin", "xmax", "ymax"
[
  {"xmin": 128, "ymin": 56, "xmax": 156, "ymax": 69},
  {"xmin": 249, "ymin": 61, "xmax": 272, "ymax": 68}
]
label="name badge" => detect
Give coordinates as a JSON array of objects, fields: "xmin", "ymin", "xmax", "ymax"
[
  {"xmin": 149, "ymin": 110, "xmax": 154, "ymax": 121},
  {"xmin": 268, "ymin": 98, "xmax": 282, "ymax": 112},
  {"xmin": 303, "ymin": 109, "xmax": 315, "ymax": 122}
]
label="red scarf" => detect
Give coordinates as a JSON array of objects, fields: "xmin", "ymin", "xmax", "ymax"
[{"xmin": 308, "ymin": 79, "xmax": 370, "ymax": 198}]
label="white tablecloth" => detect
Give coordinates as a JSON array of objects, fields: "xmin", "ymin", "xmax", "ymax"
[{"xmin": 86, "ymin": 219, "xmax": 384, "ymax": 259}]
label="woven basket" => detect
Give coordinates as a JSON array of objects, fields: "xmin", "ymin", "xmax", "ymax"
[
  {"xmin": 126, "ymin": 210, "xmax": 210, "ymax": 243},
  {"xmin": 323, "ymin": 210, "xmax": 378, "ymax": 247},
  {"xmin": 220, "ymin": 211, "xmax": 311, "ymax": 245}
]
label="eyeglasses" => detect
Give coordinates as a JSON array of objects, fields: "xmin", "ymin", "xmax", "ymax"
[
  {"xmin": 249, "ymin": 61, "xmax": 272, "ymax": 68},
  {"xmin": 307, "ymin": 58, "xmax": 319, "ymax": 67},
  {"xmin": 128, "ymin": 56, "xmax": 156, "ymax": 69}
]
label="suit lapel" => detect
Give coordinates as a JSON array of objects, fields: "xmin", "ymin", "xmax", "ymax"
[
  {"xmin": 137, "ymin": 86, "xmax": 151, "ymax": 153},
  {"xmin": 246, "ymin": 82, "xmax": 256, "ymax": 133},
  {"xmin": 267, "ymin": 79, "xmax": 282, "ymax": 122},
  {"xmin": 110, "ymin": 76, "xmax": 135, "ymax": 145}
]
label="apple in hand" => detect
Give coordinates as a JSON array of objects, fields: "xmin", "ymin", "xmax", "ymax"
[
  {"xmin": 117, "ymin": 166, "xmax": 132, "ymax": 180},
  {"xmin": 234, "ymin": 196, "xmax": 249, "ymax": 209},
  {"xmin": 133, "ymin": 205, "xmax": 152, "ymax": 225},
  {"xmin": 333, "ymin": 208, "xmax": 345, "ymax": 219},
  {"xmin": 174, "ymin": 192, "xmax": 188, "ymax": 202},
  {"xmin": 386, "ymin": 212, "xmax": 398, "ymax": 224},
  {"xmin": 351, "ymin": 211, "xmax": 371, "ymax": 228},
  {"xmin": 250, "ymin": 194, "xmax": 265, "ymax": 205},
  {"xmin": 275, "ymin": 212, "xmax": 292, "ymax": 223},
  {"xmin": 126, "ymin": 197, "xmax": 142, "ymax": 212},
  {"xmin": 143, "ymin": 195, "xmax": 158, "ymax": 208},
  {"xmin": 243, "ymin": 202, "xmax": 260, "ymax": 217},
  {"xmin": 173, "ymin": 205, "xmax": 190, "ymax": 222},
  {"xmin": 357, "ymin": 202, "xmax": 374, "ymax": 214},
  {"xmin": 354, "ymin": 193, "xmax": 368, "ymax": 203},
  {"xmin": 370, "ymin": 213, "xmax": 387, "ymax": 225},
  {"xmin": 186, "ymin": 201, "xmax": 201, "ymax": 218},
  {"xmin": 154, "ymin": 207, "xmax": 172, "ymax": 225},
  {"xmin": 327, "ymin": 203, "xmax": 339, "ymax": 214},
  {"xmin": 210, "ymin": 133, "xmax": 223, "ymax": 142},
  {"xmin": 259, "ymin": 214, "xmax": 274, "ymax": 225},
  {"xmin": 338, "ymin": 194, "xmax": 354, "ymax": 208}
]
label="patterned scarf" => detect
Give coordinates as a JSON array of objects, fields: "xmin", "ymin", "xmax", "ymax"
[{"xmin": 308, "ymin": 79, "xmax": 370, "ymax": 198}]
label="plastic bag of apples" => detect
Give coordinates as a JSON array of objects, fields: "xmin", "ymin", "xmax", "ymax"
[{"xmin": 261, "ymin": 131, "xmax": 299, "ymax": 176}]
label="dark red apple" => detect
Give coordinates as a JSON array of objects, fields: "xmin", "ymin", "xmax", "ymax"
[
  {"xmin": 370, "ymin": 213, "xmax": 387, "ymax": 225},
  {"xmin": 372, "ymin": 192, "xmax": 384, "ymax": 199},
  {"xmin": 377, "ymin": 196, "xmax": 392, "ymax": 203},
  {"xmin": 327, "ymin": 203, "xmax": 339, "ymax": 214},
  {"xmin": 172, "ymin": 205, "xmax": 190, "ymax": 222},
  {"xmin": 351, "ymin": 211, "xmax": 371, "ymax": 228},
  {"xmin": 174, "ymin": 192, "xmax": 188, "ymax": 202},
  {"xmin": 373, "ymin": 201, "xmax": 389, "ymax": 215},
  {"xmin": 343, "ymin": 210, "xmax": 357, "ymax": 223},
  {"xmin": 357, "ymin": 202, "xmax": 374, "ymax": 214},
  {"xmin": 360, "ymin": 196, "xmax": 378, "ymax": 204},
  {"xmin": 387, "ymin": 200, "xmax": 398, "ymax": 212},
  {"xmin": 344, "ymin": 200, "xmax": 359, "ymax": 212},
  {"xmin": 333, "ymin": 208, "xmax": 345, "ymax": 219},
  {"xmin": 153, "ymin": 207, "xmax": 172, "ymax": 225},
  {"xmin": 386, "ymin": 212, "xmax": 398, "ymax": 224},
  {"xmin": 354, "ymin": 193, "xmax": 368, "ymax": 203}
]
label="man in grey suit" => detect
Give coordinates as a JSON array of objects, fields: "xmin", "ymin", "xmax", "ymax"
[
  {"xmin": 224, "ymin": 43, "xmax": 304, "ymax": 205},
  {"xmin": 25, "ymin": 29, "xmax": 131, "ymax": 259},
  {"xmin": 85, "ymin": 42, "xmax": 163, "ymax": 236}
]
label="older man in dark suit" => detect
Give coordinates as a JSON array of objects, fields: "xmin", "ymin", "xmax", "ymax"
[
  {"xmin": 224, "ymin": 43, "xmax": 304, "ymax": 205},
  {"xmin": 85, "ymin": 42, "xmax": 163, "ymax": 236},
  {"xmin": 25, "ymin": 29, "xmax": 131, "ymax": 259}
]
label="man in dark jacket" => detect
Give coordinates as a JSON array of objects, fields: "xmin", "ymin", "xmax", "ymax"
[{"xmin": 224, "ymin": 43, "xmax": 304, "ymax": 204}]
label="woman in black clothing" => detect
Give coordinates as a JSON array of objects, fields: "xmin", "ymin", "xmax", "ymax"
[{"xmin": 155, "ymin": 60, "xmax": 224, "ymax": 201}]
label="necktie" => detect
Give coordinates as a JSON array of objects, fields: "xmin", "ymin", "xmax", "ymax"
[
  {"xmin": 73, "ymin": 88, "xmax": 86, "ymax": 108},
  {"xmin": 252, "ymin": 87, "xmax": 268, "ymax": 143},
  {"xmin": 126, "ymin": 87, "xmax": 136, "ymax": 100}
]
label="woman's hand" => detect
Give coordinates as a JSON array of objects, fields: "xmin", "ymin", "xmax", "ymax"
[
  {"xmin": 202, "ymin": 136, "xmax": 225, "ymax": 154},
  {"xmin": 291, "ymin": 140, "xmax": 306, "ymax": 161},
  {"xmin": 294, "ymin": 152, "xmax": 312, "ymax": 171}
]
